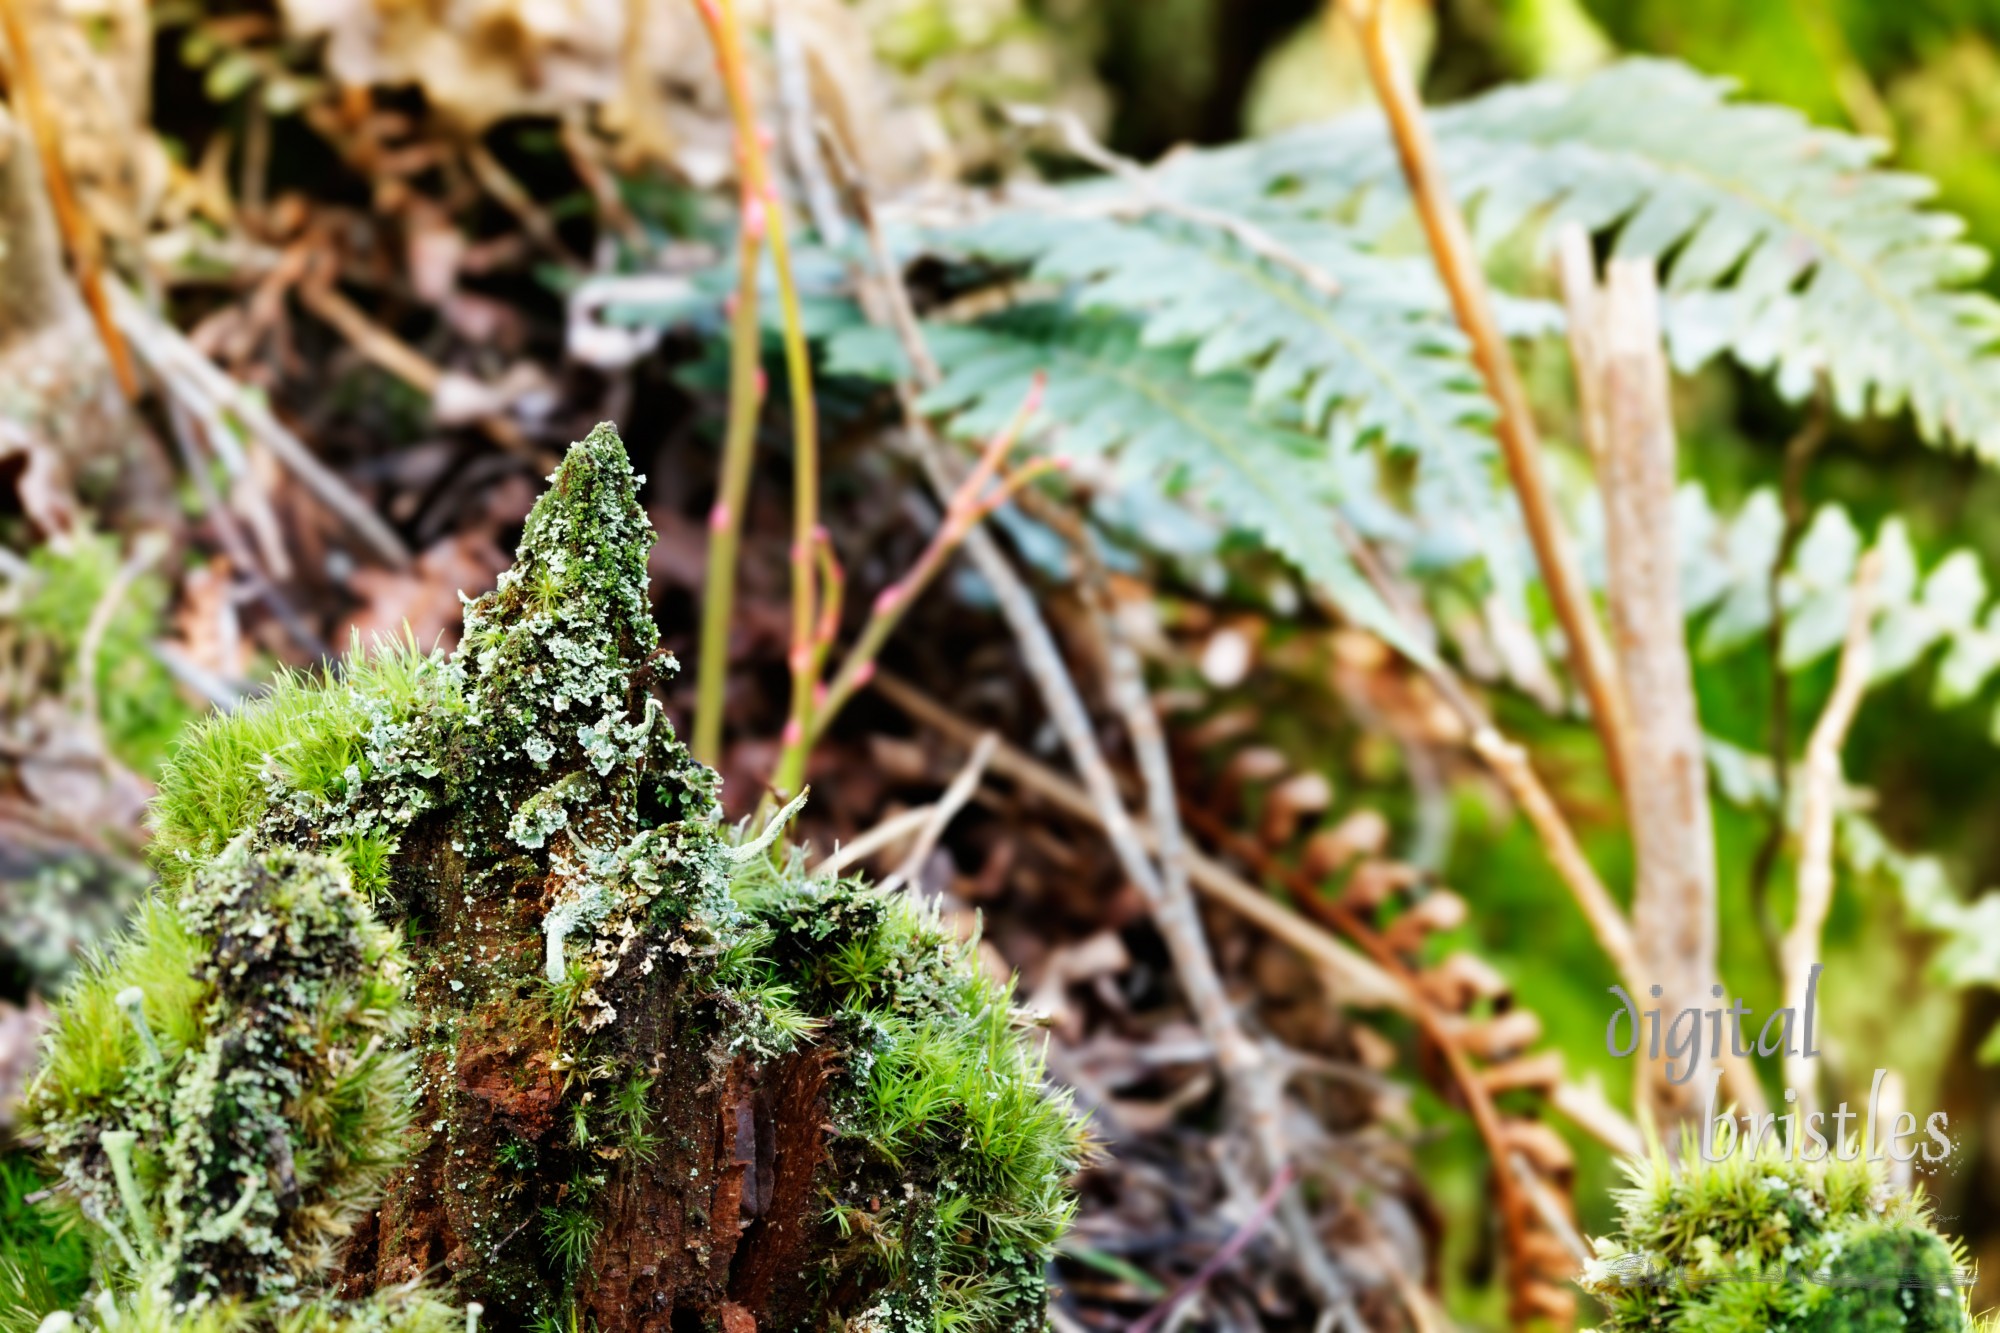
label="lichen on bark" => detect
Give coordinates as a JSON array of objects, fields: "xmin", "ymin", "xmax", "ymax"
[{"xmin": 25, "ymin": 423, "xmax": 1086, "ymax": 1333}]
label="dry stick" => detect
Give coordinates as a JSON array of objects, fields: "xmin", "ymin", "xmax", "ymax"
[
  {"xmin": 874, "ymin": 672, "xmax": 1646, "ymax": 1165},
  {"xmin": 811, "ymin": 805, "xmax": 936, "ymax": 881},
  {"xmin": 1336, "ymin": 513, "xmax": 1643, "ymax": 991},
  {"xmin": 880, "ymin": 732, "xmax": 997, "ymax": 892},
  {"xmin": 1179, "ymin": 802, "xmax": 1534, "ymax": 1312},
  {"xmin": 770, "ymin": 1, "xmax": 846, "ymax": 248},
  {"xmin": 466, "ymin": 142, "xmax": 585, "ymax": 268},
  {"xmin": 1561, "ymin": 234, "xmax": 1766, "ymax": 1127},
  {"xmin": 691, "ymin": 0, "xmax": 822, "ymax": 806},
  {"xmin": 1344, "ymin": 0, "xmax": 1633, "ymax": 799},
  {"xmin": 1091, "ymin": 593, "xmax": 1351, "ymax": 1316},
  {"xmin": 1509, "ymin": 1154, "xmax": 1590, "ymax": 1269},
  {"xmin": 810, "ymin": 399, "xmax": 1050, "ymax": 745},
  {"xmin": 837, "ymin": 156, "xmax": 1360, "ymax": 1316},
  {"xmin": 295, "ymin": 275, "xmax": 534, "ymax": 457},
  {"xmin": 1126, "ymin": 1162, "xmax": 1299, "ymax": 1333},
  {"xmin": 875, "ymin": 671, "xmax": 1409, "ymax": 1009},
  {"xmin": 0, "ymin": 0, "xmax": 138, "ymax": 398},
  {"xmin": 160, "ymin": 397, "xmax": 327, "ymax": 659},
  {"xmin": 692, "ymin": 170, "xmax": 768, "ymax": 766},
  {"xmin": 1781, "ymin": 548, "xmax": 1882, "ymax": 1117},
  {"xmin": 108, "ymin": 284, "xmax": 413, "ymax": 569}
]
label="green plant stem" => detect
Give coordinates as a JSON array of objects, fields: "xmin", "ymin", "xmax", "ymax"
[
  {"xmin": 691, "ymin": 0, "xmax": 821, "ymax": 804},
  {"xmin": 691, "ymin": 237, "xmax": 764, "ymax": 766}
]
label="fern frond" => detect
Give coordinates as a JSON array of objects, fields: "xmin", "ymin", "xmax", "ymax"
[
  {"xmin": 1152, "ymin": 58, "xmax": 2000, "ymax": 456},
  {"xmin": 931, "ymin": 211, "xmax": 1529, "ymax": 587},
  {"xmin": 826, "ymin": 304, "xmax": 1428, "ymax": 662}
]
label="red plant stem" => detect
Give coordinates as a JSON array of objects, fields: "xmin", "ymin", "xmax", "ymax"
[{"xmin": 806, "ymin": 381, "xmax": 1047, "ymax": 747}]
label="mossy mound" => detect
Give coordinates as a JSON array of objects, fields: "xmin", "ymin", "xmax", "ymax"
[
  {"xmin": 20, "ymin": 424, "xmax": 1087, "ymax": 1333},
  {"xmin": 1581, "ymin": 1152, "xmax": 1974, "ymax": 1333}
]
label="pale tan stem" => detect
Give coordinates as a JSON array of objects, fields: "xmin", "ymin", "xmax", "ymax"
[
  {"xmin": 1781, "ymin": 548, "xmax": 1882, "ymax": 1115},
  {"xmin": 871, "ymin": 672, "xmax": 1406, "ymax": 1010},
  {"xmin": 1565, "ymin": 238, "xmax": 1764, "ymax": 1127}
]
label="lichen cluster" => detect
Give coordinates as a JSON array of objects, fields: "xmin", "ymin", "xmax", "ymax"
[
  {"xmin": 18, "ymin": 424, "xmax": 1086, "ymax": 1332},
  {"xmin": 24, "ymin": 843, "xmax": 426, "ymax": 1322},
  {"xmin": 1581, "ymin": 1150, "xmax": 1973, "ymax": 1333}
]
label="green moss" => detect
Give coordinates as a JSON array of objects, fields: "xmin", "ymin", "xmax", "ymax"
[
  {"xmin": 1581, "ymin": 1150, "xmax": 1975, "ymax": 1333},
  {"xmin": 149, "ymin": 638, "xmax": 464, "ymax": 895},
  {"xmin": 13, "ymin": 535, "xmax": 192, "ymax": 777},
  {"xmin": 0, "ymin": 1152, "xmax": 91, "ymax": 1333},
  {"xmin": 732, "ymin": 853, "xmax": 1091, "ymax": 1333}
]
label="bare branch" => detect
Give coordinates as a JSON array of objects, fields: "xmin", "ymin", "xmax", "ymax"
[
  {"xmin": 1782, "ymin": 547, "xmax": 1882, "ymax": 1115},
  {"xmin": 1344, "ymin": 0, "xmax": 1632, "ymax": 799}
]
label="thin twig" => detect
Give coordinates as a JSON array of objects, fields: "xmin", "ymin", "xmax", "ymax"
[
  {"xmin": 296, "ymin": 273, "xmax": 534, "ymax": 456},
  {"xmin": 160, "ymin": 395, "xmax": 327, "ymax": 658},
  {"xmin": 810, "ymin": 804, "xmax": 937, "ymax": 881},
  {"xmin": 843, "ymin": 150, "xmax": 1364, "ymax": 1315},
  {"xmin": 1127, "ymin": 1162, "xmax": 1298, "ymax": 1333},
  {"xmin": 869, "ymin": 677, "xmax": 1417, "ymax": 1014},
  {"xmin": 1780, "ymin": 547, "xmax": 1882, "ymax": 1116},
  {"xmin": 1088, "ymin": 582, "xmax": 1350, "ymax": 1313},
  {"xmin": 770, "ymin": 1, "xmax": 846, "ymax": 247},
  {"xmin": 108, "ymin": 283, "xmax": 413, "ymax": 569},
  {"xmin": 1747, "ymin": 387, "xmax": 1831, "ymax": 964},
  {"xmin": 881, "ymin": 732, "xmax": 997, "ymax": 891},
  {"xmin": 466, "ymin": 142, "xmax": 585, "ymax": 268},
  {"xmin": 809, "ymin": 390, "xmax": 1051, "ymax": 747},
  {"xmin": 1345, "ymin": 0, "xmax": 1632, "ymax": 799},
  {"xmin": 1509, "ymin": 1153, "xmax": 1590, "ymax": 1269}
]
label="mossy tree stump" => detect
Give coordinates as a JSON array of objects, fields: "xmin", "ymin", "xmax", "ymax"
[{"xmin": 28, "ymin": 425, "xmax": 1085, "ymax": 1333}]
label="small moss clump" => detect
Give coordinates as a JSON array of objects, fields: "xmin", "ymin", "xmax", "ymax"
[
  {"xmin": 24, "ymin": 423, "xmax": 1085, "ymax": 1332},
  {"xmin": 733, "ymin": 853, "xmax": 1086, "ymax": 1333},
  {"xmin": 1581, "ymin": 1150, "xmax": 1975, "ymax": 1333}
]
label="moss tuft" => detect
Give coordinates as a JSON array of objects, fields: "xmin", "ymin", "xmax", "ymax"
[
  {"xmin": 732, "ymin": 852, "xmax": 1092, "ymax": 1333},
  {"xmin": 1580, "ymin": 1149, "xmax": 1974, "ymax": 1333}
]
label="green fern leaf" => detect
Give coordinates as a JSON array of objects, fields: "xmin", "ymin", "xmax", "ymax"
[
  {"xmin": 1155, "ymin": 58, "xmax": 2000, "ymax": 457},
  {"xmin": 930, "ymin": 211, "xmax": 1527, "ymax": 584},
  {"xmin": 826, "ymin": 305, "xmax": 1430, "ymax": 664}
]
